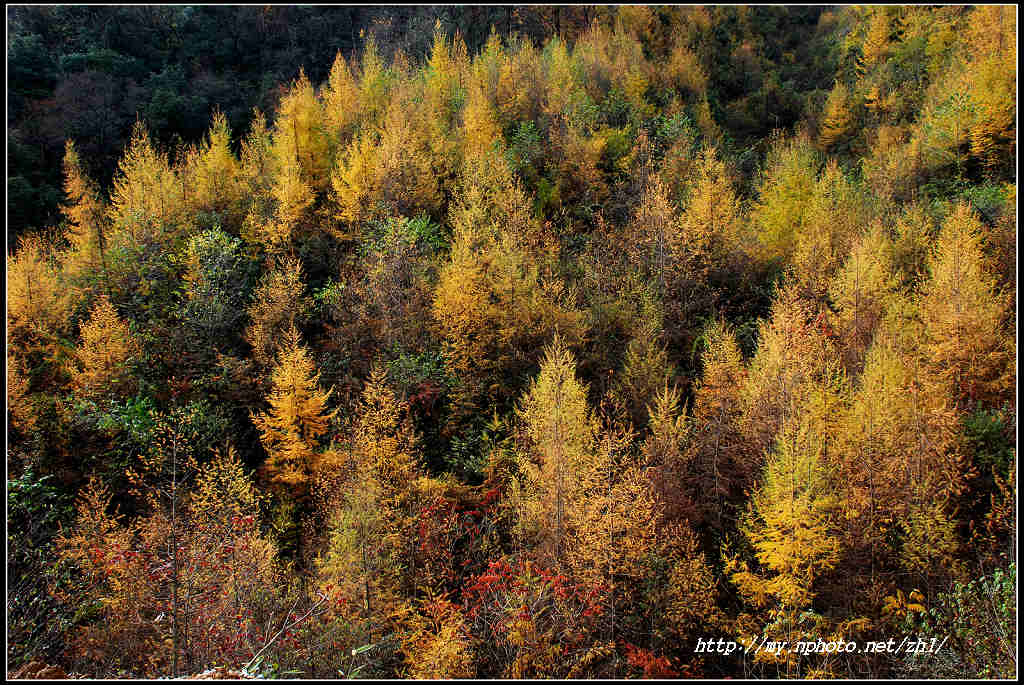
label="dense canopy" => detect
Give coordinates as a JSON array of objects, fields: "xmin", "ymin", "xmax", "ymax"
[{"xmin": 7, "ymin": 5, "xmax": 1017, "ymax": 680}]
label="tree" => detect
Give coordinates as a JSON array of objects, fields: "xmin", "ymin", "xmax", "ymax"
[
  {"xmin": 819, "ymin": 81, "xmax": 855, "ymax": 153},
  {"xmin": 513, "ymin": 337, "xmax": 598, "ymax": 564},
  {"xmin": 752, "ymin": 132, "xmax": 820, "ymax": 265},
  {"xmin": 663, "ymin": 144, "xmax": 748, "ymax": 351},
  {"xmin": 461, "ymin": 66, "xmax": 503, "ymax": 162},
  {"xmin": 432, "ymin": 153, "xmax": 585, "ymax": 416},
  {"xmin": 684, "ymin": 320, "xmax": 754, "ymax": 534},
  {"xmin": 626, "ymin": 176, "xmax": 677, "ymax": 297},
  {"xmin": 252, "ymin": 325, "xmax": 337, "ymax": 499},
  {"xmin": 108, "ymin": 121, "xmax": 188, "ymax": 239},
  {"xmin": 828, "ymin": 221, "xmax": 899, "ymax": 373},
  {"xmin": 244, "ymin": 256, "xmax": 308, "ymax": 368},
  {"xmin": 315, "ymin": 368, "xmax": 423, "ymax": 653},
  {"xmin": 322, "ymin": 51, "xmax": 362, "ymax": 150},
  {"xmin": 252, "ymin": 135, "xmax": 314, "ymax": 255},
  {"xmin": 239, "ymin": 108, "xmax": 273, "ymax": 212},
  {"xmin": 739, "ymin": 284, "xmax": 838, "ymax": 457},
  {"xmin": 964, "ymin": 7, "xmax": 1016, "ymax": 175},
  {"xmin": 61, "ymin": 140, "xmax": 110, "ymax": 296},
  {"xmin": 330, "ymin": 82, "xmax": 443, "ymax": 228},
  {"xmin": 7, "ymin": 352, "xmax": 37, "ymax": 435},
  {"xmin": 70, "ymin": 296, "xmax": 138, "ymax": 401},
  {"xmin": 790, "ymin": 159, "xmax": 871, "ymax": 304},
  {"xmin": 613, "ymin": 309, "xmax": 672, "ymax": 430},
  {"xmin": 919, "ymin": 203, "xmax": 1013, "ymax": 409},
  {"xmin": 186, "ymin": 111, "xmax": 244, "ymax": 230},
  {"xmin": 859, "ymin": 9, "xmax": 892, "ymax": 73},
  {"xmin": 186, "ymin": 447, "xmax": 283, "ymax": 672},
  {"xmin": 56, "ymin": 440, "xmax": 291, "ymax": 678},
  {"xmin": 642, "ymin": 384, "xmax": 689, "ymax": 522},
  {"xmin": 272, "ymin": 68, "xmax": 331, "ymax": 195},
  {"xmin": 398, "ymin": 594, "xmax": 476, "ymax": 678},
  {"xmin": 7, "ymin": 233, "xmax": 70, "ymax": 354},
  {"xmin": 832, "ymin": 332, "xmax": 965, "ymax": 607},
  {"xmin": 728, "ymin": 413, "xmax": 843, "ymax": 677}
]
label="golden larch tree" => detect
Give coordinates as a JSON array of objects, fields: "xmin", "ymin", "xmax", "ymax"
[
  {"xmin": 685, "ymin": 319, "xmax": 755, "ymax": 533},
  {"xmin": 7, "ymin": 233, "xmax": 70, "ymax": 352},
  {"xmin": 818, "ymin": 81, "xmax": 855, "ymax": 152},
  {"xmin": 187, "ymin": 110, "xmax": 244, "ymax": 226},
  {"xmin": 108, "ymin": 121, "xmax": 188, "ymax": 238},
  {"xmin": 322, "ymin": 51, "xmax": 362, "ymax": 150},
  {"xmin": 252, "ymin": 325, "xmax": 337, "ymax": 498},
  {"xmin": 513, "ymin": 336, "xmax": 599, "ymax": 563},
  {"xmin": 752, "ymin": 133, "xmax": 820, "ymax": 265},
  {"xmin": 920, "ymin": 202, "xmax": 1014, "ymax": 409},
  {"xmin": 70, "ymin": 296, "xmax": 138, "ymax": 400},
  {"xmin": 245, "ymin": 255, "xmax": 308, "ymax": 367},
  {"xmin": 61, "ymin": 140, "xmax": 110, "ymax": 293},
  {"xmin": 272, "ymin": 68, "xmax": 332, "ymax": 194},
  {"xmin": 828, "ymin": 221, "xmax": 899, "ymax": 373},
  {"xmin": 315, "ymin": 367, "xmax": 422, "ymax": 645}
]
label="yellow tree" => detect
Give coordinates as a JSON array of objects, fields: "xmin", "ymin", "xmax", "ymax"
[
  {"xmin": 398, "ymin": 595, "xmax": 476, "ymax": 679},
  {"xmin": 833, "ymin": 332, "xmax": 965, "ymax": 606},
  {"xmin": 187, "ymin": 110, "xmax": 244, "ymax": 227},
  {"xmin": 70, "ymin": 296, "xmax": 138, "ymax": 400},
  {"xmin": 889, "ymin": 202, "xmax": 937, "ymax": 289},
  {"xmin": 461, "ymin": 75, "xmax": 504, "ymax": 164},
  {"xmin": 433, "ymin": 224, "xmax": 584, "ymax": 417},
  {"xmin": 663, "ymin": 144, "xmax": 747, "ymax": 352},
  {"xmin": 7, "ymin": 233, "xmax": 70, "ymax": 353},
  {"xmin": 665, "ymin": 42, "xmax": 708, "ymax": 101},
  {"xmin": 53, "ymin": 478, "xmax": 160, "ymax": 676},
  {"xmin": 919, "ymin": 202, "xmax": 1014, "ymax": 409},
  {"xmin": 513, "ymin": 337, "xmax": 599, "ymax": 564},
  {"xmin": 254, "ymin": 144, "xmax": 313, "ymax": 254},
  {"xmin": 790, "ymin": 159, "xmax": 871, "ymax": 304},
  {"xmin": 423, "ymin": 22, "xmax": 469, "ymax": 144},
  {"xmin": 752, "ymin": 133, "xmax": 820, "ymax": 265},
  {"xmin": 739, "ymin": 284, "xmax": 837, "ymax": 457},
  {"xmin": 613, "ymin": 309, "xmax": 672, "ymax": 429},
  {"xmin": 244, "ymin": 256, "xmax": 308, "ymax": 367},
  {"xmin": 272, "ymin": 68, "xmax": 332, "ymax": 194},
  {"xmin": 240, "ymin": 108, "xmax": 274, "ymax": 207},
  {"xmin": 675, "ymin": 143, "xmax": 743, "ymax": 257},
  {"xmin": 433, "ymin": 148, "xmax": 584, "ymax": 415},
  {"xmin": 316, "ymin": 367, "xmax": 422, "ymax": 646},
  {"xmin": 58, "ymin": 446, "xmax": 287, "ymax": 677},
  {"xmin": 684, "ymin": 320, "xmax": 755, "ymax": 534},
  {"xmin": 186, "ymin": 447, "xmax": 283, "ymax": 670},
  {"xmin": 515, "ymin": 343, "xmax": 688, "ymax": 659},
  {"xmin": 322, "ymin": 51, "xmax": 362, "ymax": 151},
  {"xmin": 964, "ymin": 5, "xmax": 1016, "ymax": 174},
  {"xmin": 330, "ymin": 81, "xmax": 442, "ymax": 228},
  {"xmin": 355, "ymin": 34, "xmax": 392, "ymax": 130},
  {"xmin": 108, "ymin": 121, "xmax": 188, "ymax": 239},
  {"xmin": 541, "ymin": 36, "xmax": 583, "ymax": 123},
  {"xmin": 61, "ymin": 140, "xmax": 110, "ymax": 294},
  {"xmin": 7, "ymin": 351, "xmax": 37, "ymax": 434},
  {"xmin": 859, "ymin": 9, "xmax": 892, "ymax": 73},
  {"xmin": 818, "ymin": 81, "xmax": 855, "ymax": 153},
  {"xmin": 252, "ymin": 325, "xmax": 337, "ymax": 498},
  {"xmin": 729, "ymin": 351, "xmax": 848, "ymax": 675},
  {"xmin": 626, "ymin": 176, "xmax": 677, "ymax": 296},
  {"xmin": 828, "ymin": 221, "xmax": 899, "ymax": 373},
  {"xmin": 642, "ymin": 384, "xmax": 689, "ymax": 520},
  {"xmin": 728, "ymin": 415, "xmax": 843, "ymax": 676}
]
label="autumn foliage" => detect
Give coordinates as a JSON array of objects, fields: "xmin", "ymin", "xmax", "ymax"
[{"xmin": 8, "ymin": 6, "xmax": 1016, "ymax": 680}]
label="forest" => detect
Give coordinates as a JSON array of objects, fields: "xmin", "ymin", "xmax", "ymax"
[{"xmin": 6, "ymin": 4, "xmax": 1017, "ymax": 680}]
